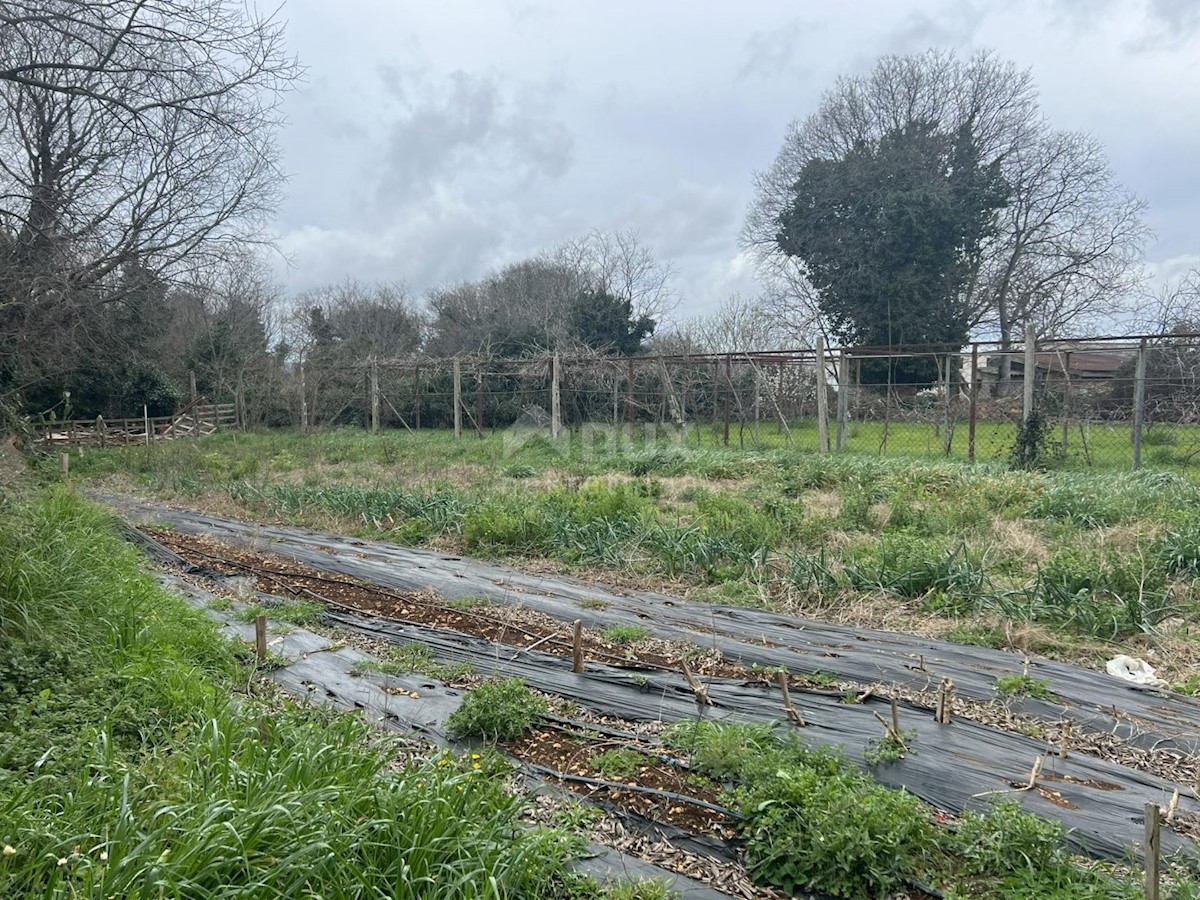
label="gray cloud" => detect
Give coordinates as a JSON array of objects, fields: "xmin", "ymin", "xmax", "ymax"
[
  {"xmin": 882, "ymin": 2, "xmax": 990, "ymax": 54},
  {"xmin": 375, "ymin": 68, "xmax": 573, "ymax": 209},
  {"xmin": 738, "ymin": 20, "xmax": 822, "ymax": 80},
  {"xmin": 269, "ymin": 0, "xmax": 1200, "ymax": 321},
  {"xmin": 1127, "ymin": 0, "xmax": 1200, "ymax": 50}
]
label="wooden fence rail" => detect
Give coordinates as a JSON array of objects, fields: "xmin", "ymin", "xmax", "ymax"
[{"xmin": 31, "ymin": 402, "xmax": 237, "ymax": 449}]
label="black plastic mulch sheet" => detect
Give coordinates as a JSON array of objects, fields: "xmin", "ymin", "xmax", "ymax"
[{"xmin": 109, "ymin": 495, "xmax": 1199, "ymax": 862}]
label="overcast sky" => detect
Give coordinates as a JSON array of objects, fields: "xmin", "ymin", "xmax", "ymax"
[{"xmin": 270, "ymin": 0, "xmax": 1200, "ymax": 321}]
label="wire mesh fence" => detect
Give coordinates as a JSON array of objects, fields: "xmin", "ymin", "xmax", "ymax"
[{"xmin": 287, "ymin": 331, "xmax": 1200, "ymax": 473}]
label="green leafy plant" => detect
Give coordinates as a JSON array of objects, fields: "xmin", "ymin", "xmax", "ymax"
[
  {"xmin": 1010, "ymin": 408, "xmax": 1059, "ymax": 470},
  {"xmin": 995, "ymin": 673, "xmax": 1057, "ymax": 701},
  {"xmin": 446, "ymin": 678, "xmax": 548, "ymax": 742},
  {"xmin": 591, "ymin": 748, "xmax": 646, "ymax": 779},
  {"xmin": 601, "ymin": 624, "xmax": 649, "ymax": 645},
  {"xmin": 864, "ymin": 728, "xmax": 918, "ymax": 766}
]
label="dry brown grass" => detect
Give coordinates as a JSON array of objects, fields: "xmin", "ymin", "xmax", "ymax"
[
  {"xmin": 804, "ymin": 489, "xmax": 842, "ymax": 518},
  {"xmin": 987, "ymin": 518, "xmax": 1052, "ymax": 566}
]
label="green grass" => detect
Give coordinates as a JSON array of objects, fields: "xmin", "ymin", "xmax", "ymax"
[
  {"xmin": 590, "ymin": 749, "xmax": 647, "ymax": 780},
  {"xmin": 601, "ymin": 624, "xmax": 650, "ymax": 645},
  {"xmin": 62, "ymin": 429, "xmax": 1200, "ymax": 651},
  {"xmin": 234, "ymin": 597, "xmax": 325, "ymax": 626},
  {"xmin": 663, "ymin": 721, "xmax": 1188, "ymax": 900},
  {"xmin": 0, "ymin": 489, "xmax": 585, "ymax": 898},
  {"xmin": 995, "ymin": 673, "xmax": 1058, "ymax": 701},
  {"xmin": 350, "ymin": 641, "xmax": 475, "ymax": 682}
]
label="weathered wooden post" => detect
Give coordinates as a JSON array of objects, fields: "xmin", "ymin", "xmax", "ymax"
[
  {"xmin": 369, "ymin": 358, "xmax": 380, "ymax": 433},
  {"xmin": 722, "ymin": 354, "xmax": 732, "ymax": 446},
  {"xmin": 298, "ymin": 360, "xmax": 308, "ymax": 433},
  {"xmin": 1062, "ymin": 350, "xmax": 1073, "ymax": 453},
  {"xmin": 572, "ymin": 619, "xmax": 584, "ymax": 674},
  {"xmin": 475, "ymin": 368, "xmax": 484, "ymax": 439},
  {"xmin": 1144, "ymin": 802, "xmax": 1161, "ymax": 900},
  {"xmin": 453, "ymin": 358, "xmax": 463, "ymax": 440},
  {"xmin": 1133, "ymin": 338, "xmax": 1147, "ymax": 471},
  {"xmin": 551, "ymin": 352, "xmax": 562, "ymax": 439},
  {"xmin": 816, "ymin": 336, "xmax": 830, "ymax": 453},
  {"xmin": 413, "ymin": 365, "xmax": 422, "ymax": 431},
  {"xmin": 836, "ymin": 352, "xmax": 849, "ymax": 452},
  {"xmin": 189, "ymin": 370, "xmax": 198, "ymax": 408},
  {"xmin": 968, "ymin": 345, "xmax": 979, "ymax": 462},
  {"xmin": 143, "ymin": 405, "xmax": 151, "ymax": 445},
  {"xmin": 626, "ymin": 358, "xmax": 635, "ymax": 430},
  {"xmin": 255, "ymin": 614, "xmax": 267, "ymax": 665},
  {"xmin": 1022, "ymin": 323, "xmax": 1037, "ymax": 428}
]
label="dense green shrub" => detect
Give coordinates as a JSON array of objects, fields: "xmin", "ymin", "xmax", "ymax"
[{"xmin": 446, "ymin": 678, "xmax": 548, "ymax": 743}]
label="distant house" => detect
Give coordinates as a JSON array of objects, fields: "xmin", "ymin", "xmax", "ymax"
[{"xmin": 973, "ymin": 348, "xmax": 1134, "ymax": 397}]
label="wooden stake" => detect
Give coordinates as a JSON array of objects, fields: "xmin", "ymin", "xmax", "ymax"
[
  {"xmin": 255, "ymin": 614, "xmax": 267, "ymax": 664},
  {"xmin": 871, "ymin": 695, "xmax": 908, "ymax": 751},
  {"xmin": 1023, "ymin": 755, "xmax": 1043, "ymax": 790},
  {"xmin": 572, "ymin": 619, "xmax": 584, "ymax": 673},
  {"xmin": 935, "ymin": 678, "xmax": 954, "ymax": 725},
  {"xmin": 143, "ymin": 404, "xmax": 151, "ymax": 445},
  {"xmin": 1059, "ymin": 721, "xmax": 1071, "ymax": 759},
  {"xmin": 1145, "ymin": 802, "xmax": 1161, "ymax": 900},
  {"xmin": 779, "ymin": 671, "xmax": 806, "ymax": 726},
  {"xmin": 60, "ymin": 452, "xmax": 69, "ymax": 479},
  {"xmin": 681, "ymin": 659, "xmax": 712, "ymax": 706}
]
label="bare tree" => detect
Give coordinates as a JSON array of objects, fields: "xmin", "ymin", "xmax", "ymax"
[
  {"xmin": 554, "ymin": 228, "xmax": 679, "ymax": 324},
  {"xmin": 0, "ymin": 0, "xmax": 299, "ymax": 408},
  {"xmin": 0, "ymin": 0, "xmax": 297, "ymax": 285},
  {"xmin": 676, "ymin": 293, "xmax": 790, "ymax": 353},
  {"xmin": 743, "ymin": 49, "xmax": 1147, "ymax": 369}
]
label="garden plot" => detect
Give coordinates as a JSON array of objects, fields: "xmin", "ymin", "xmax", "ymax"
[
  {"xmin": 158, "ymin": 573, "xmax": 740, "ymax": 900},
  {"xmin": 110, "ymin": 495, "xmax": 1200, "ymax": 867}
]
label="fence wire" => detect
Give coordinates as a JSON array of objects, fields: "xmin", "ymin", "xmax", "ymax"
[{"xmin": 285, "ymin": 333, "xmax": 1200, "ymax": 473}]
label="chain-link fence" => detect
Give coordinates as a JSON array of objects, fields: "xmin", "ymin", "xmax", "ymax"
[{"xmin": 287, "ymin": 332, "xmax": 1200, "ymax": 472}]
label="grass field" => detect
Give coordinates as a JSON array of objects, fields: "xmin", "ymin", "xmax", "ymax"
[
  {"xmin": 0, "ymin": 486, "xmax": 648, "ymax": 899},
  {"xmin": 15, "ymin": 432, "xmax": 1200, "ymax": 898},
  {"xmin": 64, "ymin": 427, "xmax": 1200, "ymax": 684},
  {"xmin": 629, "ymin": 417, "xmax": 1200, "ymax": 471}
]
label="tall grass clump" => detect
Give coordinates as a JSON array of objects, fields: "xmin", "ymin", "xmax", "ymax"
[
  {"xmin": 0, "ymin": 490, "xmax": 580, "ymax": 898},
  {"xmin": 664, "ymin": 721, "xmax": 1162, "ymax": 900},
  {"xmin": 1030, "ymin": 471, "xmax": 1199, "ymax": 528}
]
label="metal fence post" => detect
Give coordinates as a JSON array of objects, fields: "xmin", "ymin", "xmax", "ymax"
[{"xmin": 1133, "ymin": 337, "xmax": 1148, "ymax": 470}]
